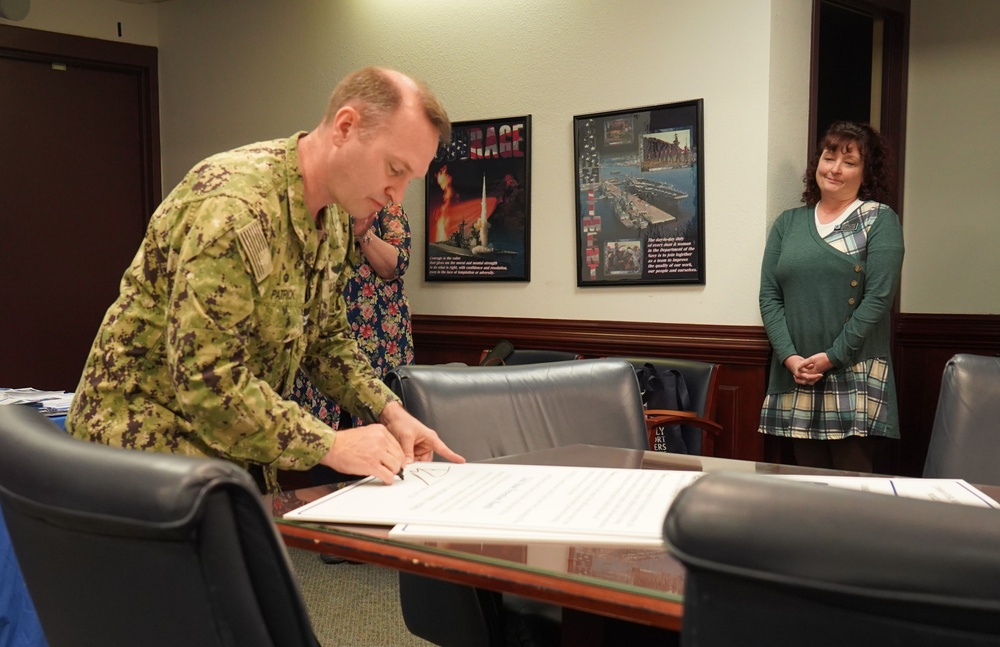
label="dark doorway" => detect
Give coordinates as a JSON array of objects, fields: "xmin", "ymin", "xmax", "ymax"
[
  {"xmin": 0, "ymin": 26, "xmax": 160, "ymax": 391},
  {"xmin": 811, "ymin": 0, "xmax": 908, "ymax": 212},
  {"xmin": 816, "ymin": 3, "xmax": 876, "ymax": 134}
]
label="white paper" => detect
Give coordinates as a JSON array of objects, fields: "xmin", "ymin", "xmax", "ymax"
[
  {"xmin": 283, "ymin": 463, "xmax": 998, "ymax": 546},
  {"xmin": 0, "ymin": 388, "xmax": 73, "ymax": 414},
  {"xmin": 284, "ymin": 462, "xmax": 703, "ymax": 542},
  {"xmin": 775, "ymin": 474, "xmax": 999, "ymax": 507}
]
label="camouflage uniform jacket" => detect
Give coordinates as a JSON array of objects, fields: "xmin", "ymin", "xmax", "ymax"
[{"xmin": 67, "ymin": 133, "xmax": 398, "ymax": 489}]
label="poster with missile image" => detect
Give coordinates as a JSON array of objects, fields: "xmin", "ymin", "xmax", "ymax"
[{"xmin": 424, "ymin": 116, "xmax": 531, "ymax": 281}]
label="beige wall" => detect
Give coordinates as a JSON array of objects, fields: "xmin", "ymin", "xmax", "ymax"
[
  {"xmin": 0, "ymin": 0, "xmax": 157, "ymax": 43},
  {"xmin": 152, "ymin": 0, "xmax": 807, "ymax": 327},
  {"xmin": 6, "ymin": 0, "xmax": 993, "ymax": 321},
  {"xmin": 902, "ymin": 0, "xmax": 1000, "ymax": 314}
]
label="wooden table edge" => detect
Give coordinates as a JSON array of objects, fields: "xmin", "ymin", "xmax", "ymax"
[{"xmin": 278, "ymin": 522, "xmax": 684, "ymax": 631}]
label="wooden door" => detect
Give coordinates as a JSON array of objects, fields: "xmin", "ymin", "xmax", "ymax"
[{"xmin": 0, "ymin": 26, "xmax": 160, "ymax": 391}]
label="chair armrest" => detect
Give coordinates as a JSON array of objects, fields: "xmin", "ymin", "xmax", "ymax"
[
  {"xmin": 644, "ymin": 410, "xmax": 723, "ymax": 454},
  {"xmin": 645, "ymin": 410, "xmax": 722, "ymax": 435}
]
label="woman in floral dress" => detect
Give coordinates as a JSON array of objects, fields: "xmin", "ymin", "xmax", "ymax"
[{"xmin": 291, "ymin": 202, "xmax": 414, "ymax": 432}]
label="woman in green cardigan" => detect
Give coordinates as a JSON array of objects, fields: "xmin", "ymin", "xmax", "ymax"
[{"xmin": 758, "ymin": 122, "xmax": 904, "ymax": 472}]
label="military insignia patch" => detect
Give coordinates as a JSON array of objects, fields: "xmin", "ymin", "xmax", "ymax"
[{"xmin": 236, "ymin": 221, "xmax": 273, "ymax": 283}]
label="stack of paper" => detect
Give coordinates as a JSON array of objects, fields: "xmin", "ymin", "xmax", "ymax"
[
  {"xmin": 285, "ymin": 463, "xmax": 695, "ymax": 546},
  {"xmin": 0, "ymin": 388, "xmax": 74, "ymax": 416},
  {"xmin": 282, "ymin": 463, "xmax": 998, "ymax": 547}
]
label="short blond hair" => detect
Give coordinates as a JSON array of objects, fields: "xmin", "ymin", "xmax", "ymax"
[{"xmin": 323, "ymin": 67, "xmax": 451, "ymax": 145}]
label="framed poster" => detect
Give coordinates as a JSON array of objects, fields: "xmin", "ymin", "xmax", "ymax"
[
  {"xmin": 573, "ymin": 100, "xmax": 705, "ymax": 286},
  {"xmin": 424, "ymin": 116, "xmax": 531, "ymax": 281}
]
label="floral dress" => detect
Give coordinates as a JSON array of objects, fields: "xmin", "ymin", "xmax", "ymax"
[{"xmin": 291, "ymin": 203, "xmax": 413, "ymax": 429}]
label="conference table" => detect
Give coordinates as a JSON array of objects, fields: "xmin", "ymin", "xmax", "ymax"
[{"xmin": 270, "ymin": 445, "xmax": 1000, "ymax": 645}]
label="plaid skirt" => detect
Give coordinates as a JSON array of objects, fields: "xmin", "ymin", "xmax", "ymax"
[{"xmin": 758, "ymin": 358, "xmax": 891, "ymax": 440}]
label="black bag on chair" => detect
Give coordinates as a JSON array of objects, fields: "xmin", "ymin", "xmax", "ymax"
[{"xmin": 635, "ymin": 362, "xmax": 699, "ymax": 454}]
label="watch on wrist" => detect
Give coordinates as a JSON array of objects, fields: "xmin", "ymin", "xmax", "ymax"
[{"xmin": 358, "ymin": 229, "xmax": 374, "ymax": 244}]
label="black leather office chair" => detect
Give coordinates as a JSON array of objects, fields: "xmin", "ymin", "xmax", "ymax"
[
  {"xmin": 923, "ymin": 353, "xmax": 1000, "ymax": 486},
  {"xmin": 385, "ymin": 358, "xmax": 649, "ymax": 646},
  {"xmin": 387, "ymin": 358, "xmax": 648, "ymax": 461},
  {"xmin": 0, "ymin": 405, "xmax": 319, "ymax": 647},
  {"xmin": 663, "ymin": 472, "xmax": 1000, "ymax": 646},
  {"xmin": 620, "ymin": 356, "xmax": 722, "ymax": 455}
]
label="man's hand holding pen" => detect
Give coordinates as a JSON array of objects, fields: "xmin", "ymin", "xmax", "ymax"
[{"xmin": 317, "ymin": 401, "xmax": 464, "ymax": 485}]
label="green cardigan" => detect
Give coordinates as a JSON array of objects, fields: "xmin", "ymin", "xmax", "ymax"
[{"xmin": 759, "ymin": 202, "xmax": 904, "ymax": 398}]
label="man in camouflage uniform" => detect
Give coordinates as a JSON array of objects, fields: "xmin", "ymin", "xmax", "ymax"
[{"xmin": 67, "ymin": 67, "xmax": 463, "ymax": 491}]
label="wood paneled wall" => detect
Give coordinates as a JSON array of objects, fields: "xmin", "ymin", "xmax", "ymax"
[
  {"xmin": 412, "ymin": 313, "xmax": 1000, "ymax": 475},
  {"xmin": 411, "ymin": 315, "xmax": 772, "ymax": 463}
]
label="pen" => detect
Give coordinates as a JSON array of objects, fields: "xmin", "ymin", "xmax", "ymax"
[{"xmin": 397, "ymin": 468, "xmax": 405, "ymax": 481}]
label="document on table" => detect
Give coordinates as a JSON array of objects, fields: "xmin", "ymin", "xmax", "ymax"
[
  {"xmin": 776, "ymin": 474, "xmax": 999, "ymax": 508},
  {"xmin": 284, "ymin": 463, "xmax": 702, "ymax": 545},
  {"xmin": 282, "ymin": 463, "xmax": 998, "ymax": 546},
  {"xmin": 388, "ymin": 474, "xmax": 998, "ymax": 544}
]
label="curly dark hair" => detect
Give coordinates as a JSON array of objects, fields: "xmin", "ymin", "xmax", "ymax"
[{"xmin": 801, "ymin": 121, "xmax": 893, "ymax": 206}]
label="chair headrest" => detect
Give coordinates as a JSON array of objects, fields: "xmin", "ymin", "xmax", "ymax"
[
  {"xmin": 663, "ymin": 472, "xmax": 1000, "ymax": 604},
  {"xmin": 0, "ymin": 405, "xmax": 257, "ymax": 537},
  {"xmin": 385, "ymin": 358, "xmax": 648, "ymax": 460}
]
